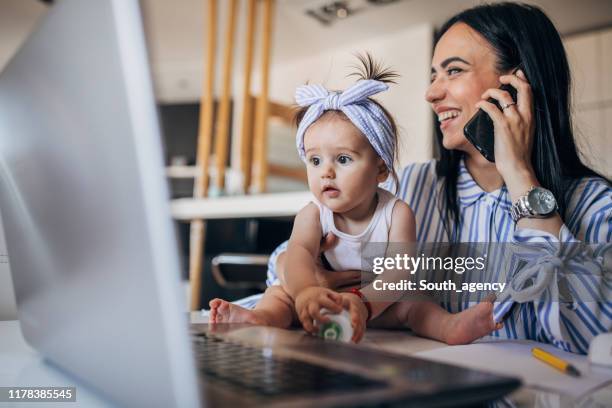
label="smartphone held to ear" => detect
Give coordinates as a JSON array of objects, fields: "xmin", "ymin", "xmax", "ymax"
[{"xmin": 463, "ymin": 80, "xmax": 518, "ymax": 163}]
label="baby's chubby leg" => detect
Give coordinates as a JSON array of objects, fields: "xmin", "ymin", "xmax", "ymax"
[
  {"xmin": 209, "ymin": 285, "xmax": 295, "ymax": 328},
  {"xmin": 439, "ymin": 301, "xmax": 502, "ymax": 345},
  {"xmin": 369, "ymin": 295, "xmax": 500, "ymax": 345}
]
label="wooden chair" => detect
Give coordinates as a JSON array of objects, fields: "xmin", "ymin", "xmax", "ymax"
[{"xmin": 189, "ymin": 0, "xmax": 276, "ymax": 311}]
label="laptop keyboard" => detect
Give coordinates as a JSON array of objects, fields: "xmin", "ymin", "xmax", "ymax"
[{"xmin": 192, "ymin": 333, "xmax": 386, "ymax": 398}]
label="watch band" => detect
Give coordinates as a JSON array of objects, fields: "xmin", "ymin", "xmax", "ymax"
[
  {"xmin": 510, "ymin": 191, "xmax": 533, "ymax": 222},
  {"xmin": 510, "ymin": 186, "xmax": 558, "ymax": 222}
]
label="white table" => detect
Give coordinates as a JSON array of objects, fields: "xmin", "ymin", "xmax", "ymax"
[
  {"xmin": 2, "ymin": 317, "xmax": 611, "ymax": 407},
  {"xmin": 171, "ymin": 191, "xmax": 312, "ymax": 221}
]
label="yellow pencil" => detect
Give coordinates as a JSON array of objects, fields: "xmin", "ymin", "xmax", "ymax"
[{"xmin": 532, "ymin": 347, "xmax": 581, "ymax": 377}]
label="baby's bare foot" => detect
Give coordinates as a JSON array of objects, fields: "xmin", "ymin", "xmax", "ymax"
[
  {"xmin": 208, "ymin": 299, "xmax": 269, "ymax": 325},
  {"xmin": 444, "ymin": 302, "xmax": 502, "ymax": 345}
]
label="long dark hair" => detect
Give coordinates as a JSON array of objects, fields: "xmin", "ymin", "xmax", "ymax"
[{"xmin": 434, "ymin": 2, "xmax": 603, "ymax": 239}]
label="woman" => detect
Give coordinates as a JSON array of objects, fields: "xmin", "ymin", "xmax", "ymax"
[{"xmin": 250, "ymin": 2, "xmax": 611, "ymax": 354}]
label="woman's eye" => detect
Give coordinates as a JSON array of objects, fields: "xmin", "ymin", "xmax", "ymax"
[
  {"xmin": 337, "ymin": 155, "xmax": 352, "ymax": 165},
  {"xmin": 309, "ymin": 157, "xmax": 320, "ymax": 166},
  {"xmin": 447, "ymin": 67, "xmax": 462, "ymax": 76}
]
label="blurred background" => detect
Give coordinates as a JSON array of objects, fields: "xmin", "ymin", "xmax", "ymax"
[{"xmin": 1, "ymin": 0, "xmax": 611, "ymax": 318}]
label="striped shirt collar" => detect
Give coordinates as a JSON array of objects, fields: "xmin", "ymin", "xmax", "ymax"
[{"xmin": 457, "ymin": 158, "xmax": 510, "ymax": 207}]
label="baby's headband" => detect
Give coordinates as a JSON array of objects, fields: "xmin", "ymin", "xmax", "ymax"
[{"xmin": 295, "ymin": 79, "xmax": 395, "ymax": 171}]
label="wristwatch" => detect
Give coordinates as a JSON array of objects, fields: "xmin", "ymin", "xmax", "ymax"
[{"xmin": 510, "ymin": 186, "xmax": 558, "ymax": 222}]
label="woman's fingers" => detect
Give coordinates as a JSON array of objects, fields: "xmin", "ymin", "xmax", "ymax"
[
  {"xmin": 481, "ymin": 88, "xmax": 515, "ymax": 108},
  {"xmin": 482, "ymin": 88, "xmax": 517, "ymax": 117},
  {"xmin": 499, "ymin": 72, "xmax": 533, "ymax": 118},
  {"xmin": 315, "ymin": 266, "xmax": 362, "ymax": 290},
  {"xmin": 476, "ymin": 100, "xmax": 505, "ymax": 124},
  {"xmin": 332, "ymin": 270, "xmax": 362, "ymax": 287},
  {"xmin": 319, "ymin": 233, "xmax": 338, "ymax": 253}
]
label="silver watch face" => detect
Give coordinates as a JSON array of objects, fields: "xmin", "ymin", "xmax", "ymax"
[{"xmin": 527, "ymin": 187, "xmax": 557, "ymax": 215}]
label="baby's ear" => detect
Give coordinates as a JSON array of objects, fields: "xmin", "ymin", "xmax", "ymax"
[{"xmin": 376, "ymin": 159, "xmax": 389, "ymax": 183}]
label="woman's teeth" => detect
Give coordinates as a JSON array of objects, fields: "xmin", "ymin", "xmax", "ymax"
[{"xmin": 438, "ymin": 110, "xmax": 460, "ymax": 122}]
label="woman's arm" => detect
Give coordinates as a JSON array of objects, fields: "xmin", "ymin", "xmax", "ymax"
[
  {"xmin": 479, "ymin": 70, "xmax": 612, "ymax": 353},
  {"xmin": 479, "ymin": 70, "xmax": 562, "ymax": 235},
  {"xmin": 272, "ymin": 234, "xmax": 363, "ymax": 289},
  {"xmin": 494, "ymin": 181, "xmax": 612, "ymax": 354}
]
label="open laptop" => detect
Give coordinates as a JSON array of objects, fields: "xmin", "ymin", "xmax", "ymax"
[{"xmin": 0, "ymin": 0, "xmax": 520, "ymax": 406}]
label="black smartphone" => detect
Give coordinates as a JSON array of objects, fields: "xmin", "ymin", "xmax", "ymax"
[{"xmin": 463, "ymin": 69, "xmax": 520, "ymax": 162}]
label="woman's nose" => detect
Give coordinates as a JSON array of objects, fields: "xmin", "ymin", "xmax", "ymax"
[{"xmin": 425, "ymin": 77, "xmax": 445, "ymax": 104}]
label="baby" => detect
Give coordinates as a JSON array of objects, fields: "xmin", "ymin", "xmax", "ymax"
[{"xmin": 210, "ymin": 56, "xmax": 498, "ymax": 344}]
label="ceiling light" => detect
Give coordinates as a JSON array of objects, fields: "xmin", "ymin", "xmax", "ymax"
[{"xmin": 306, "ymin": 1, "xmax": 355, "ymax": 25}]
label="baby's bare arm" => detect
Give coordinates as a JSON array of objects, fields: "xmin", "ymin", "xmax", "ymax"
[
  {"xmin": 284, "ymin": 204, "xmax": 344, "ymax": 332},
  {"xmin": 361, "ymin": 201, "xmax": 417, "ymax": 318},
  {"xmin": 284, "ymin": 203, "xmax": 324, "ymax": 298}
]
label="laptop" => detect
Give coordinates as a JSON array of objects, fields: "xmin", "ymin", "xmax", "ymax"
[{"xmin": 0, "ymin": 0, "xmax": 520, "ymax": 406}]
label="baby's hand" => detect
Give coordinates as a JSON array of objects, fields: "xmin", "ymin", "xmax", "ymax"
[
  {"xmin": 295, "ymin": 287, "xmax": 343, "ymax": 335},
  {"xmin": 340, "ymin": 292, "xmax": 369, "ymax": 343}
]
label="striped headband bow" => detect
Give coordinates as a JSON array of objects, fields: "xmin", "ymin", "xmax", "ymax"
[{"xmin": 295, "ymin": 79, "xmax": 395, "ymax": 171}]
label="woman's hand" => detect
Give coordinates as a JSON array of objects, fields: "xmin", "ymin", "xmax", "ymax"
[
  {"xmin": 477, "ymin": 70, "xmax": 538, "ymax": 197},
  {"xmin": 277, "ymin": 233, "xmax": 361, "ymax": 289},
  {"xmin": 339, "ymin": 292, "xmax": 369, "ymax": 343},
  {"xmin": 314, "ymin": 233, "xmax": 363, "ymax": 289},
  {"xmin": 314, "ymin": 265, "xmax": 362, "ymax": 290},
  {"xmin": 294, "ymin": 287, "xmax": 343, "ymax": 335}
]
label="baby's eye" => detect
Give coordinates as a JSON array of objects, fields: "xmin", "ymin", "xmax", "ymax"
[
  {"xmin": 309, "ymin": 156, "xmax": 321, "ymax": 166},
  {"xmin": 337, "ymin": 155, "xmax": 353, "ymax": 165}
]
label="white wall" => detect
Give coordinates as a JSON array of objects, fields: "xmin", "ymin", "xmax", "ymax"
[
  {"xmin": 231, "ymin": 23, "xmax": 434, "ymax": 175},
  {"xmin": 565, "ymin": 27, "xmax": 612, "ymax": 179}
]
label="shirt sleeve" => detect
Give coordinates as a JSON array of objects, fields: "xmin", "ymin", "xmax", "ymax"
[{"xmin": 494, "ymin": 179, "xmax": 612, "ymax": 354}]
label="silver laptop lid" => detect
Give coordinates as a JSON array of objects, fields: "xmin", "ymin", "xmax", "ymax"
[{"xmin": 0, "ymin": 0, "xmax": 200, "ymax": 406}]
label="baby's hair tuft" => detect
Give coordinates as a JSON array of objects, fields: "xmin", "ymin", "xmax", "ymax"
[{"xmin": 348, "ymin": 52, "xmax": 399, "ymax": 84}]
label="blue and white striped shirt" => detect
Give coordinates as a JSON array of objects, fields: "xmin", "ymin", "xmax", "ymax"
[{"xmin": 245, "ymin": 159, "xmax": 611, "ymax": 354}]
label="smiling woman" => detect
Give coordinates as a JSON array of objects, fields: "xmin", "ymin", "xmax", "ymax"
[
  {"xmin": 428, "ymin": 42, "xmax": 501, "ymax": 151},
  {"xmin": 429, "ymin": 6, "xmax": 607, "ymax": 235}
]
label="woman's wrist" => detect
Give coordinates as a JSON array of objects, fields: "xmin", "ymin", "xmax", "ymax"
[
  {"xmin": 503, "ymin": 165, "xmax": 539, "ymax": 202},
  {"xmin": 503, "ymin": 166, "xmax": 564, "ymax": 235}
]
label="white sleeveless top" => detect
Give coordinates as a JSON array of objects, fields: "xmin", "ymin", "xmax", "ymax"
[{"xmin": 313, "ymin": 188, "xmax": 399, "ymax": 272}]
